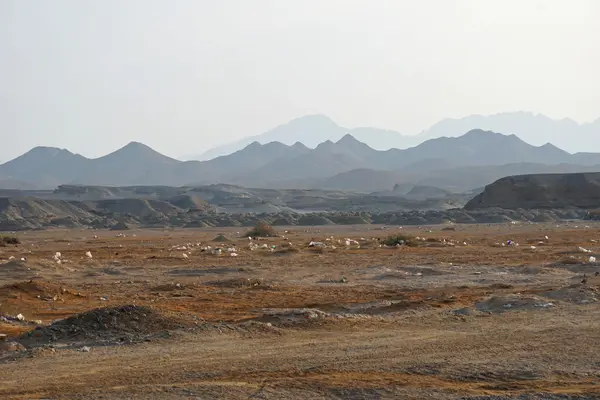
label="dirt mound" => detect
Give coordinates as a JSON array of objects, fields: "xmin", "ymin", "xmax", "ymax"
[
  {"xmin": 0, "ymin": 280, "xmax": 68, "ymax": 301},
  {"xmin": 18, "ymin": 305, "xmax": 192, "ymax": 347},
  {"xmin": 541, "ymin": 285, "xmax": 599, "ymax": 304},
  {"xmin": 212, "ymin": 234, "xmax": 231, "ymax": 242}
]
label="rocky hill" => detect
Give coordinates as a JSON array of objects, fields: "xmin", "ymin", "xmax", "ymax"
[
  {"xmin": 0, "ymin": 182, "xmax": 596, "ymax": 231},
  {"xmin": 465, "ymin": 172, "xmax": 600, "ymax": 210},
  {"xmin": 0, "ymin": 196, "xmax": 590, "ymax": 231}
]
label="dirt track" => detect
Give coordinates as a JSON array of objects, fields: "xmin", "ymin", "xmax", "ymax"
[{"xmin": 1, "ymin": 223, "xmax": 600, "ymax": 399}]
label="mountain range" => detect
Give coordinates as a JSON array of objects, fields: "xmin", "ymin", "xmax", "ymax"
[
  {"xmin": 189, "ymin": 115, "xmax": 420, "ymax": 161},
  {"xmin": 187, "ymin": 112, "xmax": 600, "ymax": 160},
  {"xmin": 2, "ymin": 129, "xmax": 600, "ymax": 193}
]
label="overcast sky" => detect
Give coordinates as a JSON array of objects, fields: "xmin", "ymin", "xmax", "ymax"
[{"xmin": 1, "ymin": 0, "xmax": 598, "ymax": 161}]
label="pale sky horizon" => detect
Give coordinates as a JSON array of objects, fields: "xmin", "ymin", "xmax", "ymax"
[{"xmin": 1, "ymin": 0, "xmax": 599, "ymax": 161}]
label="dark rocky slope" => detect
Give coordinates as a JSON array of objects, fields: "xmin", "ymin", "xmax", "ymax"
[{"xmin": 465, "ymin": 172, "xmax": 600, "ymax": 210}]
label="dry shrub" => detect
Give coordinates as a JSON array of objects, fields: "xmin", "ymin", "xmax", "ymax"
[
  {"xmin": 1, "ymin": 236, "xmax": 20, "ymax": 245},
  {"xmin": 382, "ymin": 234, "xmax": 416, "ymax": 247},
  {"xmin": 245, "ymin": 222, "xmax": 277, "ymax": 238}
]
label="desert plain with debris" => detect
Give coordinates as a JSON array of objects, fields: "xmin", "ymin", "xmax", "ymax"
[{"xmin": 1, "ymin": 223, "xmax": 600, "ymax": 399}]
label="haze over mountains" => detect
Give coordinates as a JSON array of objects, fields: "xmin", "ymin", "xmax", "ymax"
[
  {"xmin": 190, "ymin": 115, "xmax": 418, "ymax": 161},
  {"xmin": 189, "ymin": 112, "xmax": 600, "ymax": 160},
  {"xmin": 2, "ymin": 127, "xmax": 600, "ymax": 194}
]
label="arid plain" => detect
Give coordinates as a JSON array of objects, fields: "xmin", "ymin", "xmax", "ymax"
[{"xmin": 1, "ymin": 223, "xmax": 599, "ymax": 399}]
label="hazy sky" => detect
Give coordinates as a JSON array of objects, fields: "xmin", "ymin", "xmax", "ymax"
[{"xmin": 1, "ymin": 0, "xmax": 598, "ymax": 161}]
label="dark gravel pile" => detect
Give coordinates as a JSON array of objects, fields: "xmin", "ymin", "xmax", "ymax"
[{"xmin": 18, "ymin": 305, "xmax": 191, "ymax": 347}]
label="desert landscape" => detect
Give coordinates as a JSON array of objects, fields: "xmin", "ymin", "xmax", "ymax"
[
  {"xmin": 3, "ymin": 2, "xmax": 600, "ymax": 397},
  {"xmin": 1, "ymin": 128, "xmax": 600, "ymax": 400},
  {"xmin": 1, "ymin": 130, "xmax": 600, "ymax": 400},
  {"xmin": 1, "ymin": 219, "xmax": 600, "ymax": 399}
]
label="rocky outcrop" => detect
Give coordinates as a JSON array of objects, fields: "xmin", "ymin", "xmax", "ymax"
[
  {"xmin": 0, "ymin": 198, "xmax": 591, "ymax": 231},
  {"xmin": 465, "ymin": 172, "xmax": 600, "ymax": 210}
]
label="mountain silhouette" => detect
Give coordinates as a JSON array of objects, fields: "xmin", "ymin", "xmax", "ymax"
[
  {"xmin": 189, "ymin": 112, "xmax": 600, "ymax": 161},
  {"xmin": 2, "ymin": 130, "xmax": 599, "ymax": 192}
]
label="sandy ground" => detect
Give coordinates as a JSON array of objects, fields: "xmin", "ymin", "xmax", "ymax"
[{"xmin": 1, "ymin": 222, "xmax": 600, "ymax": 399}]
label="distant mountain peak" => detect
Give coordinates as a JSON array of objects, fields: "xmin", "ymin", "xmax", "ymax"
[
  {"xmin": 114, "ymin": 141, "xmax": 158, "ymax": 153},
  {"xmin": 245, "ymin": 141, "xmax": 262, "ymax": 149},
  {"xmin": 288, "ymin": 113, "xmax": 336, "ymax": 124},
  {"xmin": 291, "ymin": 141, "xmax": 309, "ymax": 149},
  {"xmin": 539, "ymin": 142, "xmax": 569, "ymax": 153},
  {"xmin": 422, "ymin": 111, "xmax": 600, "ymax": 153},
  {"xmin": 124, "ymin": 140, "xmax": 148, "ymax": 147},
  {"xmin": 27, "ymin": 146, "xmax": 73, "ymax": 156},
  {"xmin": 30, "ymin": 145, "xmax": 62, "ymax": 151},
  {"xmin": 463, "ymin": 129, "xmax": 502, "ymax": 136},
  {"xmin": 335, "ymin": 134, "xmax": 373, "ymax": 154},
  {"xmin": 7, "ymin": 146, "xmax": 81, "ymax": 164},
  {"xmin": 316, "ymin": 140, "xmax": 335, "ymax": 148},
  {"xmin": 273, "ymin": 114, "xmax": 341, "ymax": 133},
  {"xmin": 100, "ymin": 141, "xmax": 179, "ymax": 164},
  {"xmin": 336, "ymin": 133, "xmax": 361, "ymax": 144},
  {"xmin": 459, "ymin": 129, "xmax": 522, "ymax": 142}
]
